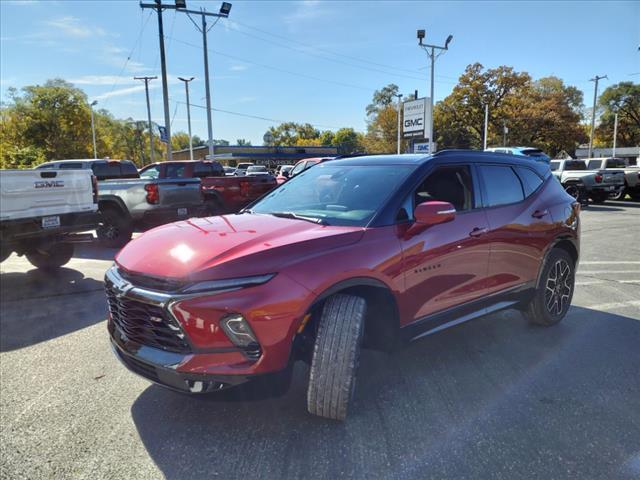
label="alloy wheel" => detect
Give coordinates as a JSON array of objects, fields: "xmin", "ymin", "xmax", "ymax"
[{"xmin": 545, "ymin": 259, "xmax": 572, "ymax": 316}]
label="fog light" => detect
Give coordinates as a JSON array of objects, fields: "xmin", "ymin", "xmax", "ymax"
[{"xmin": 220, "ymin": 314, "xmax": 257, "ymax": 348}]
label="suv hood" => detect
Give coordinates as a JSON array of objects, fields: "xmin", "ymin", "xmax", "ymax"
[{"xmin": 115, "ymin": 213, "xmax": 364, "ymax": 281}]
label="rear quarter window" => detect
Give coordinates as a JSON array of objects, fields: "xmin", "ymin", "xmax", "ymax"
[
  {"xmin": 514, "ymin": 166, "xmax": 544, "ymax": 197},
  {"xmin": 92, "ymin": 162, "xmax": 122, "ymax": 179},
  {"xmin": 120, "ymin": 162, "xmax": 139, "ymax": 178}
]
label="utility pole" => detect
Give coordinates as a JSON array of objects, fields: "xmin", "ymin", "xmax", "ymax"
[
  {"xmin": 588, "ymin": 74, "xmax": 607, "ymax": 159},
  {"xmin": 140, "ymin": 0, "xmax": 177, "ymax": 161},
  {"xmin": 503, "ymin": 121, "xmax": 508, "ymax": 147},
  {"xmin": 395, "ymin": 93, "xmax": 403, "ymax": 154},
  {"xmin": 177, "ymin": 2, "xmax": 232, "ymax": 160},
  {"xmin": 90, "ymin": 100, "xmax": 98, "ymax": 159},
  {"xmin": 483, "ymin": 103, "xmax": 489, "ymax": 150},
  {"xmin": 178, "ymin": 77, "xmax": 195, "ymax": 160},
  {"xmin": 135, "ymin": 76, "xmax": 157, "ymax": 163},
  {"xmin": 612, "ymin": 112, "xmax": 618, "ymax": 158},
  {"xmin": 417, "ymin": 30, "xmax": 452, "ymax": 154}
]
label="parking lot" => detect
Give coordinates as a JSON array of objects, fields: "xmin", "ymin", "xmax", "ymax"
[{"xmin": 1, "ymin": 202, "xmax": 639, "ymax": 480}]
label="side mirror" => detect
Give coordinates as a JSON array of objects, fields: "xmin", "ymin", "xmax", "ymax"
[{"xmin": 405, "ymin": 201, "xmax": 456, "ymax": 237}]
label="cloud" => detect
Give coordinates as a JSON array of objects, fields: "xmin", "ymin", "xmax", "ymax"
[
  {"xmin": 284, "ymin": 0, "xmax": 330, "ymax": 24},
  {"xmin": 230, "ymin": 64, "xmax": 249, "ymax": 72},
  {"xmin": 45, "ymin": 15, "xmax": 105, "ymax": 38},
  {"xmin": 237, "ymin": 96, "xmax": 257, "ymax": 103},
  {"xmin": 69, "ymin": 75, "xmax": 139, "ymax": 86},
  {"xmin": 93, "ymin": 84, "xmax": 156, "ymax": 101},
  {"xmin": 101, "ymin": 45, "xmax": 149, "ymax": 74}
]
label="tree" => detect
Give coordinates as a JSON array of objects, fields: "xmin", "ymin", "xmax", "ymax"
[
  {"xmin": 266, "ymin": 122, "xmax": 321, "ymax": 146},
  {"xmin": 171, "ymin": 131, "xmax": 192, "ymax": 151},
  {"xmin": 333, "ymin": 128, "xmax": 362, "ymax": 154},
  {"xmin": 595, "ymin": 82, "xmax": 640, "ymax": 147},
  {"xmin": 363, "ymin": 83, "xmax": 415, "ymax": 153},
  {"xmin": 236, "ymin": 138, "xmax": 252, "ymax": 146}
]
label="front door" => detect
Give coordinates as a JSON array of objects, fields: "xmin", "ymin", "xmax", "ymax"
[{"xmin": 398, "ymin": 165, "xmax": 491, "ymax": 324}]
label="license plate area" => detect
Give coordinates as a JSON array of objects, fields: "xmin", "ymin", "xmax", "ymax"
[{"xmin": 42, "ymin": 215, "xmax": 60, "ymax": 229}]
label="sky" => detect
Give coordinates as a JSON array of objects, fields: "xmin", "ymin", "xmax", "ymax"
[{"xmin": 1, "ymin": 0, "xmax": 639, "ymax": 146}]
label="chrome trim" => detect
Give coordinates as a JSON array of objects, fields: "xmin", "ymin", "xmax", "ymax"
[{"xmin": 437, "ymin": 209, "xmax": 456, "ymax": 215}]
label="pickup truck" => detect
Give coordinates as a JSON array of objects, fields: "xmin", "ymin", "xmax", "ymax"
[
  {"xmin": 37, "ymin": 159, "xmax": 206, "ymax": 247},
  {"xmin": 585, "ymin": 157, "xmax": 640, "ymax": 201},
  {"xmin": 139, "ymin": 160, "xmax": 277, "ymax": 214},
  {"xmin": 0, "ymin": 169, "xmax": 99, "ymax": 270},
  {"xmin": 549, "ymin": 159, "xmax": 625, "ymax": 204}
]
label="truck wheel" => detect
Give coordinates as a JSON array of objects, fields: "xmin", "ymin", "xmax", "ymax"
[
  {"xmin": 609, "ymin": 187, "xmax": 627, "ymax": 201},
  {"xmin": 590, "ymin": 193, "xmax": 607, "ymax": 204},
  {"xmin": 307, "ymin": 294, "xmax": 366, "ymax": 421},
  {"xmin": 205, "ymin": 198, "xmax": 223, "ymax": 216},
  {"xmin": 25, "ymin": 242, "xmax": 74, "ymax": 271},
  {"xmin": 523, "ymin": 248, "xmax": 574, "ymax": 327},
  {"xmin": 97, "ymin": 208, "xmax": 132, "ymax": 248},
  {"xmin": 564, "ymin": 183, "xmax": 580, "ymax": 200}
]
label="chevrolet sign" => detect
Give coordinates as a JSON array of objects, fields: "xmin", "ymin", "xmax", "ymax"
[{"xmin": 402, "ymin": 97, "xmax": 431, "ymax": 139}]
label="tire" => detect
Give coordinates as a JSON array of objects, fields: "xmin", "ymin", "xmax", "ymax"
[
  {"xmin": 97, "ymin": 207, "xmax": 133, "ymax": 248},
  {"xmin": 609, "ymin": 187, "xmax": 627, "ymax": 201},
  {"xmin": 205, "ymin": 198, "xmax": 224, "ymax": 216},
  {"xmin": 25, "ymin": 242, "xmax": 74, "ymax": 270},
  {"xmin": 307, "ymin": 294, "xmax": 366, "ymax": 421},
  {"xmin": 524, "ymin": 248, "xmax": 575, "ymax": 326},
  {"xmin": 590, "ymin": 193, "xmax": 607, "ymax": 204},
  {"xmin": 564, "ymin": 183, "xmax": 581, "ymax": 200}
]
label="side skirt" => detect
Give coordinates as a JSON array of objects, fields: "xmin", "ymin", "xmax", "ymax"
[{"xmin": 400, "ymin": 282, "xmax": 535, "ymax": 343}]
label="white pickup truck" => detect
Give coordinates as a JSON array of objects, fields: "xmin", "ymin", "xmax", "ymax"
[
  {"xmin": 549, "ymin": 159, "xmax": 625, "ymax": 204},
  {"xmin": 585, "ymin": 157, "xmax": 640, "ymax": 201},
  {"xmin": 0, "ymin": 169, "xmax": 100, "ymax": 270}
]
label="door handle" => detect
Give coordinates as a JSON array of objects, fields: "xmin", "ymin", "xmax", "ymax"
[
  {"xmin": 469, "ymin": 227, "xmax": 489, "ymax": 237},
  {"xmin": 532, "ymin": 209, "xmax": 549, "ymax": 219}
]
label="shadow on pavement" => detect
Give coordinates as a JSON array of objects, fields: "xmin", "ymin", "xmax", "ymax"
[
  {"xmin": 0, "ymin": 267, "xmax": 107, "ymax": 352},
  {"xmin": 72, "ymin": 242, "xmax": 120, "ymax": 261},
  {"xmin": 131, "ymin": 306, "xmax": 640, "ymax": 479}
]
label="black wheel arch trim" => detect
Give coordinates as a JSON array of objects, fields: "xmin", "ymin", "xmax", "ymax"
[{"xmin": 98, "ymin": 195, "xmax": 131, "ymax": 218}]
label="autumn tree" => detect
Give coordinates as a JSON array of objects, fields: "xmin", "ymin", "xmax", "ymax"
[
  {"xmin": 594, "ymin": 82, "xmax": 640, "ymax": 147},
  {"xmin": 363, "ymin": 84, "xmax": 415, "ymax": 153}
]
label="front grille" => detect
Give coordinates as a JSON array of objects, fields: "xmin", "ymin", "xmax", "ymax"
[{"xmin": 106, "ymin": 285, "xmax": 191, "ymax": 353}]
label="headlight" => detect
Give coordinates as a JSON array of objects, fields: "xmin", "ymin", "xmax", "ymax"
[{"xmin": 180, "ymin": 273, "xmax": 276, "ymax": 294}]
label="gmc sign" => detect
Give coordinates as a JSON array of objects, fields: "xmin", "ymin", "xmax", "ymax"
[
  {"xmin": 35, "ymin": 180, "xmax": 65, "ymax": 189},
  {"xmin": 402, "ymin": 97, "xmax": 430, "ymax": 139}
]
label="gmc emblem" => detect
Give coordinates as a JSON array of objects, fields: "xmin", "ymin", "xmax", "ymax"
[
  {"xmin": 404, "ymin": 119, "xmax": 423, "ymax": 127},
  {"xmin": 35, "ymin": 180, "xmax": 64, "ymax": 189}
]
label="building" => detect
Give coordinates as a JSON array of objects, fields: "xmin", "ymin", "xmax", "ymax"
[
  {"xmin": 574, "ymin": 146, "xmax": 639, "ymax": 165},
  {"xmin": 172, "ymin": 145, "xmax": 339, "ymax": 166}
]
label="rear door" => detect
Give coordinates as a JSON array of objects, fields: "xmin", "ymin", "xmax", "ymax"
[{"xmin": 478, "ymin": 164, "xmax": 551, "ymax": 295}]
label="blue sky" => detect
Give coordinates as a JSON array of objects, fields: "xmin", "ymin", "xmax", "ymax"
[{"xmin": 1, "ymin": 0, "xmax": 639, "ymax": 145}]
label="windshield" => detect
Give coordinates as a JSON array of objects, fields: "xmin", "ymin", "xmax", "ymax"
[{"xmin": 251, "ymin": 164, "xmax": 412, "ymax": 226}]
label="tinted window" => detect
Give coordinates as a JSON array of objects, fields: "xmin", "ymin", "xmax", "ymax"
[
  {"xmin": 550, "ymin": 161, "xmax": 560, "ymax": 171},
  {"xmin": 414, "ymin": 165, "xmax": 474, "ymax": 212},
  {"xmin": 165, "ymin": 164, "xmax": 185, "ymax": 178},
  {"xmin": 586, "ymin": 160, "xmax": 602, "ymax": 169},
  {"xmin": 59, "ymin": 162, "xmax": 84, "ymax": 169},
  {"xmin": 515, "ymin": 166, "xmax": 543, "ymax": 197},
  {"xmin": 564, "ymin": 161, "xmax": 587, "ymax": 171},
  {"xmin": 92, "ymin": 162, "xmax": 121, "ymax": 179},
  {"xmin": 605, "ymin": 159, "xmax": 626, "ymax": 168},
  {"xmin": 120, "ymin": 162, "xmax": 139, "ymax": 178},
  {"xmin": 290, "ymin": 161, "xmax": 306, "ymax": 176},
  {"xmin": 480, "ymin": 165, "xmax": 524, "ymax": 207},
  {"xmin": 193, "ymin": 162, "xmax": 213, "ymax": 178}
]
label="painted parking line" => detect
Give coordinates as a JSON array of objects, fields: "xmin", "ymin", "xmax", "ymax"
[
  {"xmin": 580, "ymin": 261, "xmax": 640, "ymax": 265},
  {"xmin": 579, "ymin": 300, "xmax": 640, "ymax": 311},
  {"xmin": 578, "ymin": 271, "xmax": 640, "ymax": 274}
]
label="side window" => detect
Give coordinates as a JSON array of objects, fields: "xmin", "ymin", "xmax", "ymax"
[
  {"xmin": 165, "ymin": 164, "xmax": 185, "ymax": 178},
  {"xmin": 586, "ymin": 160, "xmax": 601, "ymax": 169},
  {"xmin": 479, "ymin": 165, "xmax": 524, "ymax": 207},
  {"xmin": 140, "ymin": 166, "xmax": 160, "ymax": 179},
  {"xmin": 290, "ymin": 161, "xmax": 307, "ymax": 176},
  {"xmin": 193, "ymin": 162, "xmax": 213, "ymax": 178},
  {"xmin": 514, "ymin": 166, "xmax": 543, "ymax": 197},
  {"xmin": 550, "ymin": 161, "xmax": 560, "ymax": 171},
  {"xmin": 412, "ymin": 165, "xmax": 475, "ymax": 214},
  {"xmin": 92, "ymin": 162, "xmax": 121, "ymax": 180}
]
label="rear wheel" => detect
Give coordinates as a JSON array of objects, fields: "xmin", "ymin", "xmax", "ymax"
[
  {"xmin": 97, "ymin": 207, "xmax": 132, "ymax": 248},
  {"xmin": 307, "ymin": 294, "xmax": 366, "ymax": 421},
  {"xmin": 564, "ymin": 183, "xmax": 581, "ymax": 200},
  {"xmin": 25, "ymin": 242, "xmax": 74, "ymax": 271},
  {"xmin": 524, "ymin": 248, "xmax": 575, "ymax": 326},
  {"xmin": 609, "ymin": 187, "xmax": 627, "ymax": 201}
]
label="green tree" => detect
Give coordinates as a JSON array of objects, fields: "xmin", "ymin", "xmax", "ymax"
[
  {"xmin": 236, "ymin": 138, "xmax": 252, "ymax": 146},
  {"xmin": 171, "ymin": 131, "xmax": 192, "ymax": 151},
  {"xmin": 363, "ymin": 83, "xmax": 415, "ymax": 153},
  {"xmin": 594, "ymin": 82, "xmax": 640, "ymax": 147},
  {"xmin": 266, "ymin": 122, "xmax": 320, "ymax": 146},
  {"xmin": 333, "ymin": 128, "xmax": 362, "ymax": 154}
]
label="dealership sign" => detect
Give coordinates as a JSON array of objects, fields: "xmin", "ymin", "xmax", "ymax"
[
  {"xmin": 402, "ymin": 97, "xmax": 431, "ymax": 139},
  {"xmin": 413, "ymin": 142, "xmax": 437, "ymax": 154}
]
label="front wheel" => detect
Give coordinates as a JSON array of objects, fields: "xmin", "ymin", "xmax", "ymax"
[
  {"xmin": 25, "ymin": 242, "xmax": 74, "ymax": 271},
  {"xmin": 307, "ymin": 294, "xmax": 366, "ymax": 421},
  {"xmin": 524, "ymin": 248, "xmax": 575, "ymax": 326}
]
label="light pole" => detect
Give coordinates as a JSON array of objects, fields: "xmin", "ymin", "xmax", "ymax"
[
  {"xmin": 178, "ymin": 76, "xmax": 195, "ymax": 160},
  {"xmin": 90, "ymin": 100, "xmax": 98, "ymax": 159},
  {"xmin": 483, "ymin": 103, "xmax": 489, "ymax": 150},
  {"xmin": 395, "ymin": 93, "xmax": 403, "ymax": 154},
  {"xmin": 135, "ymin": 76, "xmax": 157, "ymax": 163},
  {"xmin": 612, "ymin": 112, "xmax": 618, "ymax": 158},
  {"xmin": 588, "ymin": 74, "xmax": 607, "ymax": 159},
  {"xmin": 417, "ymin": 30, "xmax": 452, "ymax": 154},
  {"xmin": 177, "ymin": 2, "xmax": 232, "ymax": 159}
]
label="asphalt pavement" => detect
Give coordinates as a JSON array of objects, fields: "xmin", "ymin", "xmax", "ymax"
[{"xmin": 1, "ymin": 201, "xmax": 639, "ymax": 480}]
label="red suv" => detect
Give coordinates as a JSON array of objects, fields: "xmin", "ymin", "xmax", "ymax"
[{"xmin": 106, "ymin": 151, "xmax": 580, "ymax": 420}]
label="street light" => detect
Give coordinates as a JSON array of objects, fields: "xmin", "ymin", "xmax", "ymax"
[
  {"xmin": 90, "ymin": 100, "xmax": 98, "ymax": 159},
  {"xmin": 588, "ymin": 74, "xmax": 607, "ymax": 159},
  {"xmin": 417, "ymin": 30, "xmax": 453, "ymax": 154},
  {"xmin": 178, "ymin": 76, "xmax": 195, "ymax": 160},
  {"xmin": 394, "ymin": 93, "xmax": 403, "ymax": 154}
]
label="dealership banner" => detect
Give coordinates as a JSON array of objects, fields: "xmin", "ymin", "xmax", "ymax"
[
  {"xmin": 413, "ymin": 142, "xmax": 437, "ymax": 154},
  {"xmin": 402, "ymin": 97, "xmax": 431, "ymax": 139}
]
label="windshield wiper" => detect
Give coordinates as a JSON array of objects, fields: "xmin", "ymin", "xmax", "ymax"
[{"xmin": 268, "ymin": 212, "xmax": 327, "ymax": 225}]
